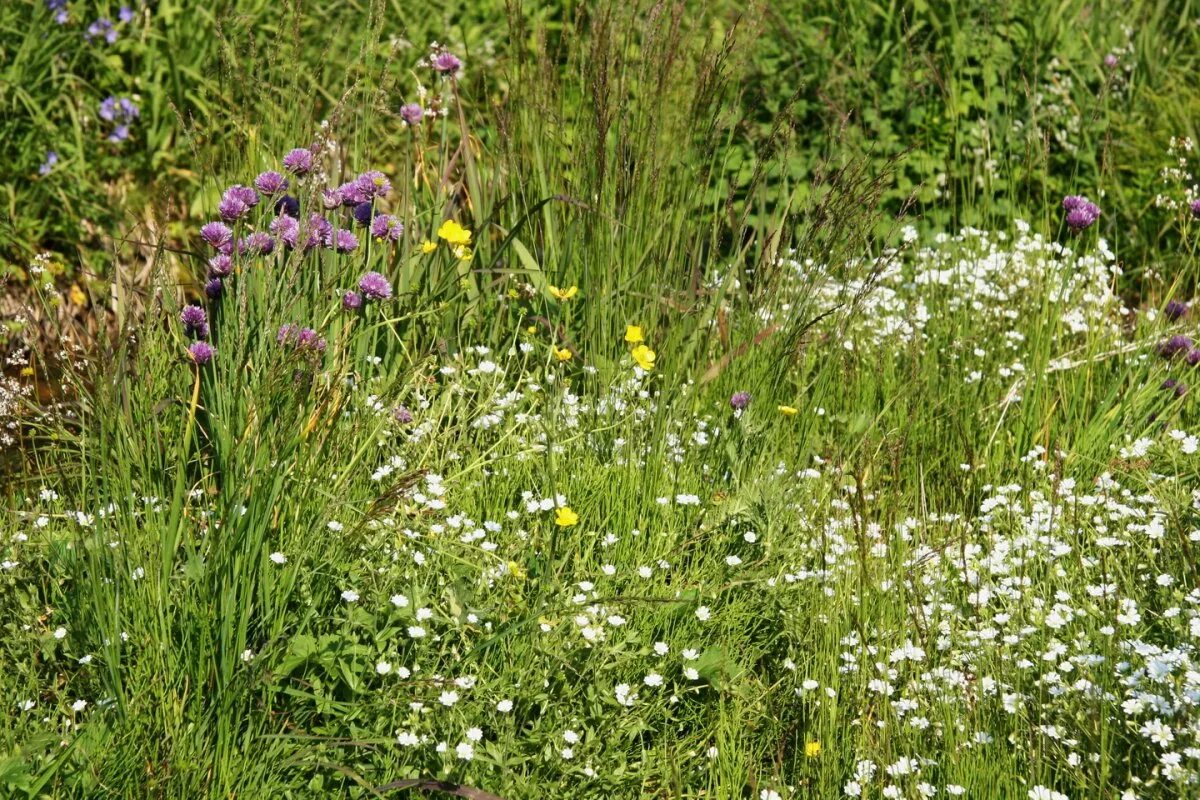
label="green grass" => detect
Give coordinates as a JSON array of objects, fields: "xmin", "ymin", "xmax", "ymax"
[{"xmin": 3, "ymin": 0, "xmax": 1200, "ymax": 798}]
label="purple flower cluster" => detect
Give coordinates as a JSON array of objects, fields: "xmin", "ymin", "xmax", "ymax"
[
  {"xmin": 193, "ymin": 149, "xmax": 404, "ymax": 342},
  {"xmin": 181, "ymin": 302, "xmax": 214, "ymax": 364},
  {"xmin": 99, "ymin": 96, "xmax": 139, "ymax": 143},
  {"xmin": 219, "ymin": 185, "xmax": 260, "ymax": 221},
  {"xmin": 730, "ymin": 391, "xmax": 752, "ymax": 411},
  {"xmin": 188, "ymin": 341, "xmax": 215, "ymax": 366},
  {"xmin": 1157, "ymin": 332, "xmax": 1200, "ymax": 393},
  {"xmin": 1191, "ymin": 199, "xmax": 1200, "ymax": 219},
  {"xmin": 180, "ymin": 305, "xmax": 209, "ymax": 339},
  {"xmin": 277, "ymin": 324, "xmax": 327, "ymax": 354},
  {"xmin": 425, "ymin": 44, "xmax": 463, "ymax": 77},
  {"xmin": 85, "ymin": 17, "xmax": 117, "ymax": 44},
  {"xmin": 358, "ymin": 271, "xmax": 392, "ymax": 301},
  {"xmin": 38, "ymin": 151, "xmax": 58, "ymax": 176},
  {"xmin": 45, "ymin": 0, "xmax": 68, "ymax": 24},
  {"xmin": 282, "ymin": 148, "xmax": 314, "ymax": 175},
  {"xmin": 1158, "ymin": 335, "xmax": 1194, "ymax": 359},
  {"xmin": 1062, "ymin": 195, "xmax": 1101, "ymax": 231},
  {"xmin": 400, "ymin": 103, "xmax": 425, "ymax": 126},
  {"xmin": 253, "ymin": 171, "xmax": 289, "ymax": 195},
  {"xmin": 370, "ymin": 214, "xmax": 404, "ymax": 242},
  {"xmin": 1165, "ymin": 300, "xmax": 1189, "ymax": 321}
]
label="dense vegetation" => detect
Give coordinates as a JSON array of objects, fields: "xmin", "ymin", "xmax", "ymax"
[{"xmin": 2, "ymin": 1, "xmax": 1200, "ymax": 797}]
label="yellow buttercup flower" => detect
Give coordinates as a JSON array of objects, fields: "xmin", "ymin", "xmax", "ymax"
[
  {"xmin": 526, "ymin": 325, "xmax": 538, "ymax": 334},
  {"xmin": 624, "ymin": 325, "xmax": 644, "ymax": 344},
  {"xmin": 549, "ymin": 285, "xmax": 578, "ymax": 301},
  {"xmin": 553, "ymin": 347, "xmax": 573, "ymax": 362},
  {"xmin": 804, "ymin": 741, "xmax": 821, "ymax": 758},
  {"xmin": 631, "ymin": 344, "xmax": 656, "ymax": 371},
  {"xmin": 778, "ymin": 405, "xmax": 799, "ymax": 416},
  {"xmin": 420, "ymin": 240, "xmax": 438, "ymax": 253},
  {"xmin": 437, "ymin": 220, "xmax": 472, "ymax": 246},
  {"xmin": 554, "ymin": 506, "xmax": 579, "ymax": 527},
  {"xmin": 68, "ymin": 284, "xmax": 88, "ymax": 307}
]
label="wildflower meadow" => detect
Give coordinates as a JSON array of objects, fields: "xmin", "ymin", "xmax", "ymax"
[{"xmin": 4, "ymin": 1, "xmax": 1200, "ymax": 798}]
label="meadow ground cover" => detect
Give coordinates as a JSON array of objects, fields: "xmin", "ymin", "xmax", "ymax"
[{"xmin": 4, "ymin": 1, "xmax": 1200, "ymax": 798}]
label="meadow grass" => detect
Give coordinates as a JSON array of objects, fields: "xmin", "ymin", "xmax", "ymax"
[{"xmin": 3, "ymin": 1, "xmax": 1200, "ymax": 798}]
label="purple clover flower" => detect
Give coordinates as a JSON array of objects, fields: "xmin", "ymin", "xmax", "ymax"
[
  {"xmin": 270, "ymin": 215, "xmax": 300, "ymax": 249},
  {"xmin": 278, "ymin": 324, "xmax": 326, "ymax": 353},
  {"xmin": 208, "ymin": 253, "xmax": 233, "ymax": 277},
  {"xmin": 333, "ymin": 229, "xmax": 359, "ymax": 253},
  {"xmin": 432, "ymin": 51, "xmax": 462, "ymax": 75},
  {"xmin": 400, "ymin": 103, "xmax": 424, "ymax": 126},
  {"xmin": 238, "ymin": 231, "xmax": 275, "ymax": 256},
  {"xmin": 226, "ymin": 184, "xmax": 260, "ymax": 208},
  {"xmin": 204, "ymin": 278, "xmax": 223, "ymax": 299},
  {"xmin": 180, "ymin": 305, "xmax": 209, "ymax": 338},
  {"xmin": 1191, "ymin": 199, "xmax": 1200, "ymax": 219},
  {"xmin": 188, "ymin": 341, "xmax": 215, "ymax": 365},
  {"xmin": 305, "ymin": 215, "xmax": 333, "ymax": 250},
  {"xmin": 370, "ymin": 214, "xmax": 403, "ymax": 241},
  {"xmin": 354, "ymin": 171, "xmax": 391, "ymax": 199},
  {"xmin": 393, "ymin": 406, "xmax": 413, "ymax": 424},
  {"xmin": 342, "ymin": 291, "xmax": 363, "ymax": 311},
  {"xmin": 358, "ymin": 271, "xmax": 392, "ymax": 301},
  {"xmin": 200, "ymin": 222, "xmax": 234, "ymax": 249},
  {"xmin": 322, "ymin": 188, "xmax": 345, "ymax": 209},
  {"xmin": 282, "ymin": 147, "xmax": 314, "ymax": 175},
  {"xmin": 254, "ymin": 171, "xmax": 289, "ymax": 195},
  {"xmin": 296, "ymin": 328, "xmax": 326, "ymax": 352},
  {"xmin": 1165, "ymin": 300, "xmax": 1189, "ymax": 321},
  {"xmin": 218, "ymin": 195, "xmax": 249, "ymax": 221},
  {"xmin": 1159, "ymin": 335, "xmax": 1195, "ymax": 359},
  {"xmin": 1062, "ymin": 195, "xmax": 1100, "ymax": 231},
  {"xmin": 1188, "ymin": 349, "xmax": 1200, "ymax": 367},
  {"xmin": 730, "ymin": 391, "xmax": 751, "ymax": 411}
]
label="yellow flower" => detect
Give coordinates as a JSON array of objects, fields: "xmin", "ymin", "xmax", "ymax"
[
  {"xmin": 804, "ymin": 741, "xmax": 821, "ymax": 758},
  {"xmin": 68, "ymin": 284, "xmax": 88, "ymax": 307},
  {"xmin": 453, "ymin": 245, "xmax": 473, "ymax": 261},
  {"xmin": 437, "ymin": 220, "xmax": 472, "ymax": 246},
  {"xmin": 778, "ymin": 405, "xmax": 799, "ymax": 416},
  {"xmin": 549, "ymin": 284, "xmax": 578, "ymax": 301},
  {"xmin": 631, "ymin": 344, "xmax": 656, "ymax": 371},
  {"xmin": 420, "ymin": 240, "xmax": 438, "ymax": 253},
  {"xmin": 553, "ymin": 347, "xmax": 573, "ymax": 362},
  {"xmin": 526, "ymin": 325, "xmax": 538, "ymax": 334},
  {"xmin": 507, "ymin": 561, "xmax": 527, "ymax": 580},
  {"xmin": 554, "ymin": 506, "xmax": 579, "ymax": 527},
  {"xmin": 20, "ymin": 366, "xmax": 35, "ymax": 377},
  {"xmin": 624, "ymin": 325, "xmax": 644, "ymax": 344}
]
